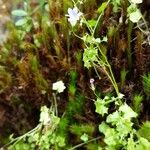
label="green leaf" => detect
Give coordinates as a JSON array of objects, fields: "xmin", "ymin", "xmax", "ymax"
[
  {"xmin": 129, "ymin": 10, "xmax": 142, "ymax": 23},
  {"xmin": 136, "ymin": 138, "xmax": 150, "ymax": 150},
  {"xmin": 138, "ymin": 122, "xmax": 150, "ymax": 141},
  {"xmin": 95, "ymin": 98, "xmax": 108, "ymax": 116},
  {"xmin": 127, "ymin": 4, "xmax": 142, "ymax": 23},
  {"xmin": 56, "ymin": 136, "xmax": 66, "ymax": 147},
  {"xmin": 139, "ymin": 138, "xmax": 150, "ymax": 149},
  {"xmin": 99, "ymin": 122, "xmax": 109, "ymax": 133},
  {"xmin": 106, "ymin": 111, "xmax": 120, "ymax": 125},
  {"xmin": 99, "ymin": 122, "xmax": 118, "ymax": 146},
  {"xmin": 83, "ymin": 47, "xmax": 98, "ymax": 69},
  {"xmin": 98, "ymin": 147, "xmax": 103, "ymax": 150},
  {"xmin": 12, "ymin": 10, "xmax": 27, "ymax": 16},
  {"xmin": 15, "ymin": 18, "xmax": 28, "ymax": 26},
  {"xmin": 87, "ymin": 19, "xmax": 97, "ymax": 27},
  {"xmin": 111, "ymin": 0, "xmax": 121, "ymax": 12},
  {"xmin": 104, "ymin": 129, "xmax": 117, "ymax": 146},
  {"xmin": 101, "ymin": 36, "xmax": 108, "ymax": 42},
  {"xmin": 98, "ymin": 2, "xmax": 107, "ymax": 14},
  {"xmin": 80, "ymin": 133, "xmax": 89, "ymax": 142},
  {"xmin": 119, "ymin": 103, "xmax": 137, "ymax": 120},
  {"xmin": 116, "ymin": 120, "xmax": 133, "ymax": 137},
  {"xmin": 127, "ymin": 137, "xmax": 135, "ymax": 150},
  {"xmin": 130, "ymin": 0, "xmax": 143, "ymax": 4},
  {"xmin": 127, "ymin": 4, "xmax": 137, "ymax": 14}
]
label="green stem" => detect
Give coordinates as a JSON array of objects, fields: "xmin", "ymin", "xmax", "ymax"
[
  {"xmin": 68, "ymin": 136, "xmax": 101, "ymax": 150},
  {"xmin": 105, "ymin": 98, "xmax": 117, "ymax": 104},
  {"xmin": 97, "ymin": 46, "xmax": 119, "ymax": 96},
  {"xmin": 107, "ymin": 64, "xmax": 119, "ymax": 96},
  {"xmin": 3, "ymin": 124, "xmax": 42, "ymax": 148},
  {"xmin": 83, "ymin": 17, "xmax": 94, "ymax": 34},
  {"xmin": 103, "ymin": 65, "xmax": 119, "ymax": 96},
  {"xmin": 72, "ymin": 0, "xmax": 93, "ymax": 34},
  {"xmin": 53, "ymin": 93, "xmax": 58, "ymax": 116},
  {"xmin": 93, "ymin": 63, "xmax": 102, "ymax": 80},
  {"xmin": 141, "ymin": 15, "xmax": 149, "ymax": 33},
  {"xmin": 72, "ymin": 31, "xmax": 83, "ymax": 40}
]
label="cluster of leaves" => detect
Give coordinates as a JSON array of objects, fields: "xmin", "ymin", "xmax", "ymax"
[
  {"xmin": 95, "ymin": 94, "xmax": 150, "ymax": 149},
  {"xmin": 7, "ymin": 106, "xmax": 64, "ymax": 150}
]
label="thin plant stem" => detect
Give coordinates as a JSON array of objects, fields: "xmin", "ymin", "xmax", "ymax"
[
  {"xmin": 96, "ymin": 45, "xmax": 119, "ymax": 96},
  {"xmin": 3, "ymin": 124, "xmax": 42, "ymax": 148},
  {"xmin": 68, "ymin": 136, "xmax": 101, "ymax": 150},
  {"xmin": 53, "ymin": 93, "xmax": 58, "ymax": 116},
  {"xmin": 102, "ymin": 65, "xmax": 119, "ymax": 96},
  {"xmin": 72, "ymin": 31, "xmax": 83, "ymax": 40},
  {"xmin": 93, "ymin": 63, "xmax": 102, "ymax": 80},
  {"xmin": 136, "ymin": 15, "xmax": 149, "ymax": 36},
  {"xmin": 82, "ymin": 17, "xmax": 94, "ymax": 34},
  {"xmin": 141, "ymin": 15, "xmax": 149, "ymax": 32},
  {"xmin": 107, "ymin": 64, "xmax": 119, "ymax": 96}
]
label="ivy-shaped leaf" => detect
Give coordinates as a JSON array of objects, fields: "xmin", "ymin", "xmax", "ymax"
[
  {"xmin": 99, "ymin": 122, "xmax": 118, "ymax": 146},
  {"xmin": 129, "ymin": 9, "xmax": 142, "ymax": 23},
  {"xmin": 127, "ymin": 4, "xmax": 142, "ymax": 23},
  {"xmin": 80, "ymin": 133, "xmax": 89, "ymax": 142},
  {"xmin": 127, "ymin": 137, "xmax": 136, "ymax": 150},
  {"xmin": 95, "ymin": 98, "xmax": 108, "ymax": 116},
  {"xmin": 83, "ymin": 47, "xmax": 98, "ymax": 69},
  {"xmin": 106, "ymin": 111, "xmax": 120, "ymax": 125},
  {"xmin": 119, "ymin": 103, "xmax": 137, "ymax": 120}
]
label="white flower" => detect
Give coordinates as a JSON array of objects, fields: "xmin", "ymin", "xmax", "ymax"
[
  {"xmin": 66, "ymin": 7, "xmax": 82, "ymax": 26},
  {"xmin": 52, "ymin": 80, "xmax": 66, "ymax": 93}
]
